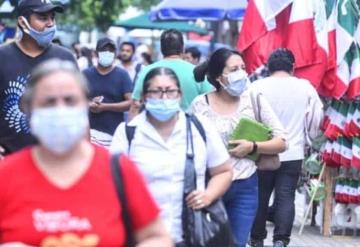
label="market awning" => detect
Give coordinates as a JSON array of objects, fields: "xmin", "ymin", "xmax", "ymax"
[
  {"xmin": 0, "ymin": 0, "xmax": 15, "ymax": 18},
  {"xmin": 114, "ymin": 13, "xmax": 209, "ymax": 35},
  {"xmin": 150, "ymin": 0, "xmax": 248, "ymax": 21}
]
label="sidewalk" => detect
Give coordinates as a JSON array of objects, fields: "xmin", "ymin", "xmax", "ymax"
[
  {"xmin": 263, "ymin": 224, "xmax": 359, "ymax": 247},
  {"xmin": 260, "ymin": 192, "xmax": 360, "ymax": 247}
]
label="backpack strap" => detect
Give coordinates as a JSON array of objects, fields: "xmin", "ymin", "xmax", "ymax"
[
  {"xmin": 186, "ymin": 113, "xmax": 206, "ymax": 144},
  {"xmin": 110, "ymin": 154, "xmax": 136, "ymax": 247},
  {"xmin": 204, "ymin": 94, "xmax": 210, "ymax": 105},
  {"xmin": 125, "ymin": 124, "xmax": 136, "ymax": 152},
  {"xmin": 126, "ymin": 114, "xmax": 206, "ymax": 149}
]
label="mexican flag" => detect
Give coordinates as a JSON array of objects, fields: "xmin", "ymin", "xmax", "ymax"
[
  {"xmin": 237, "ymin": 0, "xmax": 293, "ymax": 74},
  {"xmin": 344, "ymin": 102, "xmax": 356, "ymax": 137},
  {"xmin": 324, "ymin": 100, "xmax": 347, "ymax": 139},
  {"xmin": 238, "ymin": 0, "xmax": 329, "ymax": 88},
  {"xmin": 349, "ymin": 102, "xmax": 360, "ymax": 134},
  {"xmin": 318, "ymin": 0, "xmax": 338, "ymax": 97},
  {"xmin": 346, "ymin": 43, "xmax": 360, "ymax": 99},
  {"xmin": 285, "ymin": 0, "xmax": 328, "ymax": 88},
  {"xmin": 352, "ymin": 137, "xmax": 360, "ymax": 169},
  {"xmin": 334, "ymin": 0, "xmax": 360, "ymax": 99},
  {"xmin": 322, "ymin": 100, "xmax": 337, "ymax": 131},
  {"xmin": 339, "ymin": 137, "xmax": 352, "ymax": 167},
  {"xmin": 322, "ymin": 140, "xmax": 339, "ymax": 167},
  {"xmin": 331, "ymin": 138, "xmax": 342, "ymax": 165}
]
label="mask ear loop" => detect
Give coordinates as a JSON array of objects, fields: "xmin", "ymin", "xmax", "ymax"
[
  {"xmin": 19, "ymin": 16, "xmax": 31, "ymax": 35},
  {"xmin": 218, "ymin": 74, "xmax": 229, "ymax": 89}
]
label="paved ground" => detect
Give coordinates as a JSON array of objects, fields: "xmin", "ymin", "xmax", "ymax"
[
  {"xmin": 262, "ymin": 224, "xmax": 360, "ymax": 247},
  {"xmin": 253, "ymin": 192, "xmax": 360, "ymax": 247}
]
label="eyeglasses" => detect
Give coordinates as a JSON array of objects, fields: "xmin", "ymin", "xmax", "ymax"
[{"xmin": 146, "ymin": 89, "xmax": 180, "ymax": 99}]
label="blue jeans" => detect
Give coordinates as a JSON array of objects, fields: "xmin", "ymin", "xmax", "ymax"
[
  {"xmin": 251, "ymin": 160, "xmax": 302, "ymax": 245},
  {"xmin": 223, "ymin": 172, "xmax": 259, "ymax": 247}
]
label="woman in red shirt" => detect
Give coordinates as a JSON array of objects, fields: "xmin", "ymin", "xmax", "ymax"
[{"xmin": 0, "ymin": 59, "xmax": 172, "ymax": 247}]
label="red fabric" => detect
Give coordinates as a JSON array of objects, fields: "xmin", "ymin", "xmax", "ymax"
[
  {"xmin": 347, "ymin": 77, "xmax": 360, "ymax": 100},
  {"xmin": 352, "ymin": 155, "xmax": 360, "ymax": 169},
  {"xmin": 238, "ymin": 1, "xmax": 328, "ymax": 89},
  {"xmin": 0, "ymin": 146, "xmax": 159, "ymax": 247},
  {"xmin": 285, "ymin": 17, "xmax": 327, "ymax": 89},
  {"xmin": 317, "ymin": 30, "xmax": 337, "ymax": 97},
  {"xmin": 238, "ymin": 3, "xmax": 290, "ymax": 74}
]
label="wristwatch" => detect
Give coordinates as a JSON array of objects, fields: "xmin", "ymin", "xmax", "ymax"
[{"xmin": 248, "ymin": 141, "xmax": 258, "ymax": 155}]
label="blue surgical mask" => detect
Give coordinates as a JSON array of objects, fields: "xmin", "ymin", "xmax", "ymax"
[
  {"xmin": 98, "ymin": 51, "xmax": 115, "ymax": 67},
  {"xmin": 22, "ymin": 17, "xmax": 56, "ymax": 48},
  {"xmin": 30, "ymin": 106, "xmax": 89, "ymax": 155},
  {"xmin": 221, "ymin": 69, "xmax": 249, "ymax": 97},
  {"xmin": 145, "ymin": 98, "xmax": 180, "ymax": 122}
]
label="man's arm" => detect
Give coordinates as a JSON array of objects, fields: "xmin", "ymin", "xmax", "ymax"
[{"xmin": 89, "ymin": 93, "xmax": 132, "ymax": 113}]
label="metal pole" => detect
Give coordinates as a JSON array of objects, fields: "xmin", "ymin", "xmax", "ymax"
[{"xmin": 299, "ymin": 163, "xmax": 326, "ymax": 235}]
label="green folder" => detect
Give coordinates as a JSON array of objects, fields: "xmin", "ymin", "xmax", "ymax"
[{"xmin": 228, "ymin": 118, "xmax": 272, "ymax": 161}]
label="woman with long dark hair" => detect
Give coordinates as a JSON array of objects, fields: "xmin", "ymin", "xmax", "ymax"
[{"xmin": 190, "ymin": 48, "xmax": 287, "ymax": 247}]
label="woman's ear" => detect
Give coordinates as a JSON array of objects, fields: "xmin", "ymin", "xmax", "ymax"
[{"xmin": 216, "ymin": 75, "xmax": 224, "ymax": 85}]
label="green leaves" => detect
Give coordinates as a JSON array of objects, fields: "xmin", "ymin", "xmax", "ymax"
[
  {"xmin": 58, "ymin": 0, "xmax": 162, "ymax": 31},
  {"xmin": 58, "ymin": 0, "xmax": 124, "ymax": 31}
]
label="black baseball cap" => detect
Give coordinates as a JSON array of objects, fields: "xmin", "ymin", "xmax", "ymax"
[
  {"xmin": 96, "ymin": 38, "xmax": 117, "ymax": 51},
  {"xmin": 17, "ymin": 0, "xmax": 64, "ymax": 17}
]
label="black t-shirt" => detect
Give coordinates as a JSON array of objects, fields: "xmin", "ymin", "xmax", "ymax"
[
  {"xmin": 83, "ymin": 66, "xmax": 132, "ymax": 135},
  {"xmin": 0, "ymin": 43, "xmax": 77, "ymax": 154}
]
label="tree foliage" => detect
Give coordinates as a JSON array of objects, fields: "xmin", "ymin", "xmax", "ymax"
[
  {"xmin": 58, "ymin": 0, "xmax": 124, "ymax": 31},
  {"xmin": 124, "ymin": 0, "xmax": 162, "ymax": 10},
  {"xmin": 58, "ymin": 0, "xmax": 162, "ymax": 31}
]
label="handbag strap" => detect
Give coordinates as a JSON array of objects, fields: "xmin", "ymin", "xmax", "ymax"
[
  {"xmin": 184, "ymin": 115, "xmax": 197, "ymax": 194},
  {"xmin": 250, "ymin": 91, "xmax": 262, "ymax": 122},
  {"xmin": 110, "ymin": 154, "xmax": 136, "ymax": 247}
]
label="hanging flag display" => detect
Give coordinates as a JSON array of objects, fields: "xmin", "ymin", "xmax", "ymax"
[{"xmin": 238, "ymin": 0, "xmax": 360, "ymax": 100}]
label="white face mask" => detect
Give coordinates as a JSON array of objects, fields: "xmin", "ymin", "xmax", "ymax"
[
  {"xmin": 98, "ymin": 51, "xmax": 115, "ymax": 67},
  {"xmin": 221, "ymin": 69, "xmax": 249, "ymax": 97},
  {"xmin": 30, "ymin": 106, "xmax": 89, "ymax": 155}
]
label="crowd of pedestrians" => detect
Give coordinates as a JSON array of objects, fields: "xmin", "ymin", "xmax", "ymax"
[{"xmin": 0, "ymin": 1, "xmax": 324, "ymax": 247}]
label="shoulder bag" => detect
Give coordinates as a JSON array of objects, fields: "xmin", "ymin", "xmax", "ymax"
[
  {"xmin": 110, "ymin": 154, "xmax": 136, "ymax": 247},
  {"xmin": 249, "ymin": 92, "xmax": 281, "ymax": 171},
  {"xmin": 182, "ymin": 114, "xmax": 236, "ymax": 247}
]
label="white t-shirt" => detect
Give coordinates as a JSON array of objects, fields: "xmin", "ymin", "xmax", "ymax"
[
  {"xmin": 117, "ymin": 62, "xmax": 142, "ymax": 82},
  {"xmin": 251, "ymin": 76, "xmax": 323, "ymax": 161},
  {"xmin": 110, "ymin": 111, "xmax": 229, "ymax": 243}
]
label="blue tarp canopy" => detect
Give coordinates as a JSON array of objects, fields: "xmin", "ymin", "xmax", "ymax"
[{"xmin": 151, "ymin": 0, "xmax": 248, "ymax": 21}]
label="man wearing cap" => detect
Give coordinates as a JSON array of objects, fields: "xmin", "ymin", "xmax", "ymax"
[
  {"xmin": 0, "ymin": 0, "xmax": 77, "ymax": 157},
  {"xmin": 83, "ymin": 38, "xmax": 132, "ymax": 141}
]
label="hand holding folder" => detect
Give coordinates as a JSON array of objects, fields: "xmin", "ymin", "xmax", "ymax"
[{"xmin": 228, "ymin": 117, "xmax": 272, "ymax": 161}]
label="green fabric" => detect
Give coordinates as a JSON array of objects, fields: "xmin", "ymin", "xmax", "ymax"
[
  {"xmin": 229, "ymin": 117, "xmax": 272, "ymax": 161},
  {"xmin": 132, "ymin": 59, "xmax": 214, "ymax": 110},
  {"xmin": 115, "ymin": 14, "xmax": 209, "ymax": 35}
]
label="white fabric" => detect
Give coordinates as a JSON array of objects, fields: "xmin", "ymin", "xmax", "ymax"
[
  {"xmin": 77, "ymin": 57, "xmax": 89, "ymax": 71},
  {"xmin": 90, "ymin": 129, "xmax": 112, "ymax": 148},
  {"xmin": 251, "ymin": 76, "xmax": 323, "ymax": 162},
  {"xmin": 254, "ymin": 0, "xmax": 293, "ymax": 30},
  {"xmin": 189, "ymin": 89, "xmax": 287, "ymax": 180},
  {"xmin": 117, "ymin": 62, "xmax": 142, "ymax": 82},
  {"xmin": 110, "ymin": 111, "xmax": 229, "ymax": 243}
]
